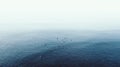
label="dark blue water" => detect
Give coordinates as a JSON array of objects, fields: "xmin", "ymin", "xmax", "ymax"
[{"xmin": 0, "ymin": 30, "xmax": 120, "ymax": 67}]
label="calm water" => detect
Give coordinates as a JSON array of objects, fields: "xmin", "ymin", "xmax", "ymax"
[{"xmin": 0, "ymin": 30, "xmax": 120, "ymax": 67}]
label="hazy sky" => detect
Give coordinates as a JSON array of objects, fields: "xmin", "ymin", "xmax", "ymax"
[{"xmin": 0, "ymin": 0, "xmax": 120, "ymax": 31}]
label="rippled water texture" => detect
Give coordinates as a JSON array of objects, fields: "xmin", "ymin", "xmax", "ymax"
[{"xmin": 0, "ymin": 30, "xmax": 120, "ymax": 67}]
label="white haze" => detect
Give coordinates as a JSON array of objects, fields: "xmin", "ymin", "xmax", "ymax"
[{"xmin": 0, "ymin": 0, "xmax": 120, "ymax": 31}]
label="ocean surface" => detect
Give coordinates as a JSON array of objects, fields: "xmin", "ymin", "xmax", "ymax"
[{"xmin": 0, "ymin": 30, "xmax": 120, "ymax": 67}]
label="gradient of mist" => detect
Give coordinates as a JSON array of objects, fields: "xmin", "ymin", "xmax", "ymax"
[{"xmin": 0, "ymin": 0, "xmax": 120, "ymax": 31}]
